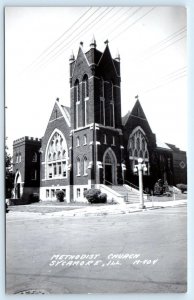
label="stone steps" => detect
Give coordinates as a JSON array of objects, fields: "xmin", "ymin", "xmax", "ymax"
[{"xmin": 111, "ymin": 185, "xmax": 140, "ymax": 203}]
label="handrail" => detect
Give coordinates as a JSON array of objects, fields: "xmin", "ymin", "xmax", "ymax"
[
  {"xmin": 104, "ymin": 179, "xmax": 113, "ymax": 186},
  {"xmin": 104, "ymin": 179, "xmax": 147, "ymax": 194},
  {"xmin": 123, "ymin": 179, "xmax": 148, "ymax": 194},
  {"xmin": 99, "ymin": 184, "xmax": 123, "ymax": 196}
]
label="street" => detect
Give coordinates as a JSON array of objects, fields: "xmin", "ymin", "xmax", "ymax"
[{"xmin": 6, "ymin": 205, "xmax": 187, "ymax": 294}]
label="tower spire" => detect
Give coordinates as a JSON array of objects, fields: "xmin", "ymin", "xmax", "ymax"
[
  {"xmin": 69, "ymin": 50, "xmax": 75, "ymax": 62},
  {"xmin": 90, "ymin": 35, "xmax": 97, "ymax": 48},
  {"xmin": 115, "ymin": 49, "xmax": 120, "ymax": 62}
]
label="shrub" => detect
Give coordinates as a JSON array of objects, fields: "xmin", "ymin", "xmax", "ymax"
[
  {"xmin": 85, "ymin": 189, "xmax": 101, "ymax": 203},
  {"xmin": 176, "ymin": 183, "xmax": 187, "ymax": 193},
  {"xmin": 29, "ymin": 193, "xmax": 39, "ymax": 203},
  {"xmin": 154, "ymin": 181, "xmax": 163, "ymax": 195},
  {"xmin": 85, "ymin": 189, "xmax": 107, "ymax": 204},
  {"xmin": 98, "ymin": 193, "xmax": 107, "ymax": 203},
  {"xmin": 56, "ymin": 190, "xmax": 65, "ymax": 202}
]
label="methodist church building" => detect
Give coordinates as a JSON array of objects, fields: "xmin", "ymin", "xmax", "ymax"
[{"xmin": 12, "ymin": 38, "xmax": 187, "ymax": 203}]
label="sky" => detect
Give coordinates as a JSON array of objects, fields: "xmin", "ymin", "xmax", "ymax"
[{"xmin": 5, "ymin": 6, "xmax": 187, "ymax": 153}]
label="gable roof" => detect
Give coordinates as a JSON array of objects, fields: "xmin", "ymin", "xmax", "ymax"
[
  {"xmin": 61, "ymin": 105, "xmax": 70, "ymax": 125},
  {"xmin": 122, "ymin": 110, "xmax": 131, "ymax": 126},
  {"xmin": 56, "ymin": 101, "xmax": 70, "ymax": 127},
  {"xmin": 72, "ymin": 46, "xmax": 90, "ymax": 77},
  {"xmin": 98, "ymin": 44, "xmax": 119, "ymax": 77},
  {"xmin": 123, "ymin": 99, "xmax": 150, "ymax": 128},
  {"xmin": 156, "ymin": 139, "xmax": 172, "ymax": 150}
]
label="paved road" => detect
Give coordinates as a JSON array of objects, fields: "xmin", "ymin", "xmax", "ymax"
[{"xmin": 6, "ymin": 206, "xmax": 187, "ymax": 294}]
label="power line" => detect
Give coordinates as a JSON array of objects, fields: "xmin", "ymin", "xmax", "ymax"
[
  {"xmin": 142, "ymin": 26, "xmax": 186, "ymax": 58},
  {"xmin": 110, "ymin": 7, "xmax": 155, "ymax": 42},
  {"xmin": 32, "ymin": 7, "xmax": 93, "ymax": 62},
  {"xmin": 143, "ymin": 72, "xmax": 186, "ymax": 94},
  {"xmin": 158, "ymin": 66, "xmax": 187, "ymax": 81},
  {"xmin": 140, "ymin": 33, "xmax": 186, "ymax": 62},
  {"xmin": 35, "ymin": 7, "xmax": 104, "ymax": 64},
  {"xmin": 100, "ymin": 7, "xmax": 141, "ymax": 41},
  {"xmin": 21, "ymin": 7, "xmax": 94, "ymax": 69},
  {"xmin": 95, "ymin": 7, "xmax": 131, "ymax": 37},
  {"xmin": 34, "ymin": 7, "xmax": 118, "ymax": 70},
  {"xmin": 36, "ymin": 7, "xmax": 151, "ymax": 71}
]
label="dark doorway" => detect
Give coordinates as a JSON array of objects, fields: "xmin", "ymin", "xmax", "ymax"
[
  {"xmin": 16, "ymin": 183, "xmax": 20, "ymax": 198},
  {"xmin": 105, "ymin": 165, "xmax": 112, "ymax": 185}
]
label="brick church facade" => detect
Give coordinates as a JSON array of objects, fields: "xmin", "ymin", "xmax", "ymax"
[{"xmin": 12, "ymin": 39, "xmax": 187, "ymax": 202}]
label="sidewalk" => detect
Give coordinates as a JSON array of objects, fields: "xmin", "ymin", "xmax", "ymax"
[{"xmin": 7, "ymin": 198, "xmax": 187, "ymax": 219}]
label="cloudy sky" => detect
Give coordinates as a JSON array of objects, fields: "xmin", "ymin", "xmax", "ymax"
[{"xmin": 5, "ymin": 6, "xmax": 187, "ymax": 152}]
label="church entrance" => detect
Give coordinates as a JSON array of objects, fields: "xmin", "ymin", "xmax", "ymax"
[
  {"xmin": 105, "ymin": 164, "xmax": 113, "ymax": 184},
  {"xmin": 103, "ymin": 148, "xmax": 117, "ymax": 185},
  {"xmin": 16, "ymin": 183, "xmax": 20, "ymax": 198},
  {"xmin": 14, "ymin": 172, "xmax": 22, "ymax": 199}
]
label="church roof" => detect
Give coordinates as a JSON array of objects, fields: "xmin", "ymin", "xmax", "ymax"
[
  {"xmin": 122, "ymin": 110, "xmax": 131, "ymax": 126},
  {"xmin": 165, "ymin": 143, "xmax": 180, "ymax": 151},
  {"xmin": 156, "ymin": 139, "xmax": 172, "ymax": 150},
  {"xmin": 61, "ymin": 105, "xmax": 70, "ymax": 124}
]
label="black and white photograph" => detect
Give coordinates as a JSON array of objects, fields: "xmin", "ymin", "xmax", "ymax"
[{"xmin": 5, "ymin": 6, "xmax": 187, "ymax": 294}]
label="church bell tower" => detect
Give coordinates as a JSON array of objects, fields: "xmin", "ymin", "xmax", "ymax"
[{"xmin": 69, "ymin": 38, "xmax": 124, "ymax": 190}]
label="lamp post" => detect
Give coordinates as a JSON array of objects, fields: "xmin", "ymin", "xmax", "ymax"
[{"xmin": 134, "ymin": 158, "xmax": 147, "ymax": 209}]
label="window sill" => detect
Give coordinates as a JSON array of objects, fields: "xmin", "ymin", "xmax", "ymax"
[{"xmin": 46, "ymin": 176, "xmax": 68, "ymax": 180}]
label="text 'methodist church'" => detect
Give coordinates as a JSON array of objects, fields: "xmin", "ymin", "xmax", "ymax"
[{"xmin": 13, "ymin": 38, "xmax": 187, "ymax": 202}]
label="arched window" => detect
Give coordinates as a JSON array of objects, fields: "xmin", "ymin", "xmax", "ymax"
[
  {"xmin": 111, "ymin": 81, "xmax": 114, "ymax": 100},
  {"xmin": 76, "ymin": 157, "xmax": 81, "ymax": 176},
  {"xmin": 128, "ymin": 127, "xmax": 149, "ymax": 175},
  {"xmin": 32, "ymin": 152, "xmax": 37, "ymax": 163},
  {"xmin": 83, "ymin": 156, "xmax": 88, "ymax": 175},
  {"xmin": 74, "ymin": 79, "xmax": 80, "ymax": 128},
  {"xmin": 58, "ymin": 151, "xmax": 61, "ymax": 159},
  {"xmin": 62, "ymin": 150, "xmax": 66, "ymax": 158},
  {"xmin": 99, "ymin": 77, "xmax": 104, "ymax": 98},
  {"xmin": 82, "ymin": 75, "xmax": 89, "ymax": 126},
  {"xmin": 134, "ymin": 149, "xmax": 138, "ymax": 157},
  {"xmin": 142, "ymin": 139, "xmax": 145, "ymax": 151},
  {"xmin": 74, "ymin": 80, "xmax": 80, "ymax": 102},
  {"xmin": 130, "ymin": 137, "xmax": 134, "ymax": 149},
  {"xmin": 109, "ymin": 81, "xmax": 115, "ymax": 127},
  {"xmin": 136, "ymin": 138, "xmax": 140, "ymax": 150},
  {"xmin": 105, "ymin": 152, "xmax": 112, "ymax": 164},
  {"xmin": 46, "ymin": 130, "xmax": 68, "ymax": 179},
  {"xmin": 139, "ymin": 150, "xmax": 143, "ymax": 158},
  {"xmin": 84, "ymin": 134, "xmax": 87, "ymax": 145},
  {"xmin": 82, "ymin": 74, "xmax": 89, "ymax": 98},
  {"xmin": 76, "ymin": 136, "xmax": 80, "ymax": 147},
  {"xmin": 145, "ymin": 151, "xmax": 148, "ymax": 159}
]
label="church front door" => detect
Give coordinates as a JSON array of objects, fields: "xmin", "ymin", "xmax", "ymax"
[
  {"xmin": 103, "ymin": 148, "xmax": 117, "ymax": 185},
  {"xmin": 104, "ymin": 164, "xmax": 113, "ymax": 185}
]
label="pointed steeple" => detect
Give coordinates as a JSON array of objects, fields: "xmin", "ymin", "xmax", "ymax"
[
  {"xmin": 115, "ymin": 49, "xmax": 120, "ymax": 62},
  {"xmin": 90, "ymin": 35, "xmax": 97, "ymax": 48},
  {"xmin": 69, "ymin": 50, "xmax": 75, "ymax": 62}
]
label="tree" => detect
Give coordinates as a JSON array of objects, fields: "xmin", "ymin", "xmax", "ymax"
[{"xmin": 5, "ymin": 146, "xmax": 14, "ymax": 198}]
